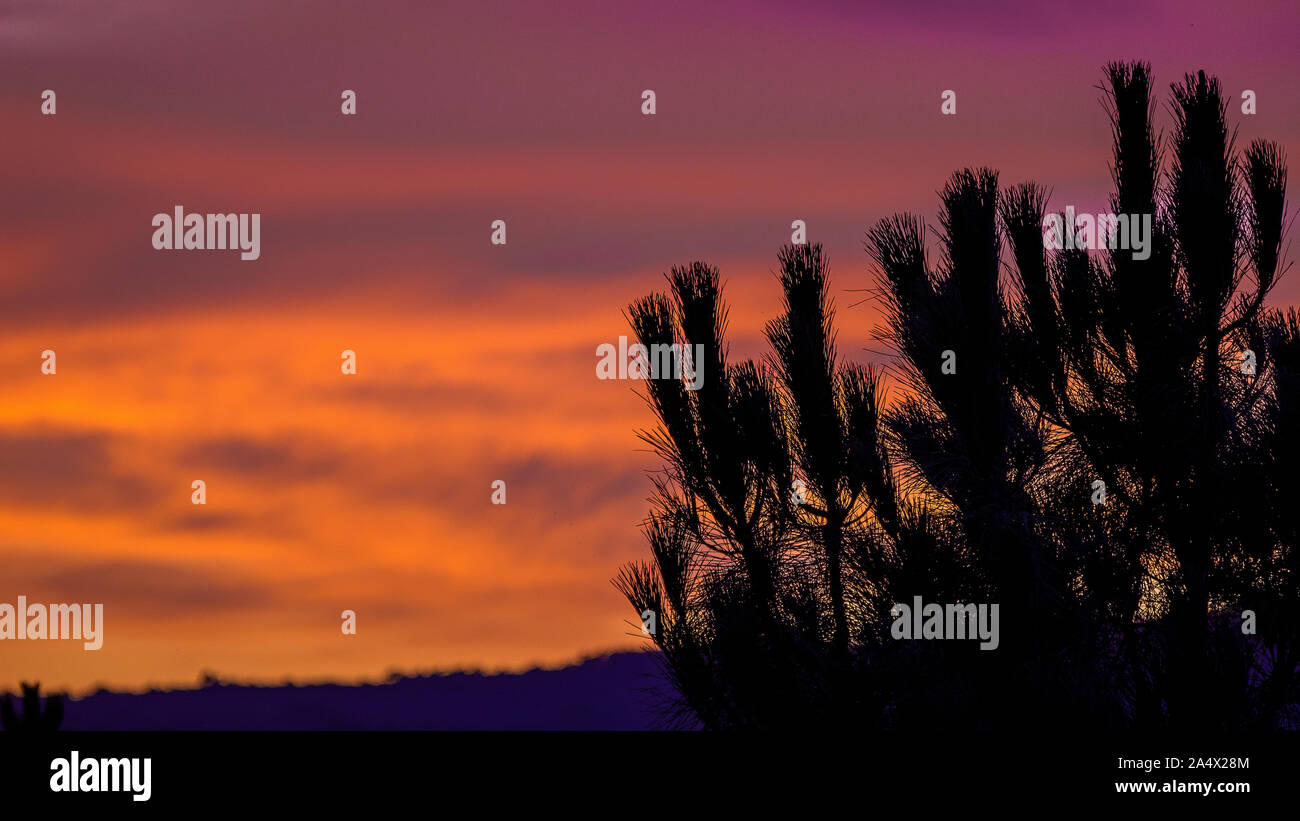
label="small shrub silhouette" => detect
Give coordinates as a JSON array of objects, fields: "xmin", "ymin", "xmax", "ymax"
[{"xmin": 1, "ymin": 682, "xmax": 65, "ymax": 732}]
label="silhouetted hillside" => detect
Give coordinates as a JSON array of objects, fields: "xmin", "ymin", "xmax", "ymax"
[{"xmin": 57, "ymin": 652, "xmax": 685, "ymax": 730}]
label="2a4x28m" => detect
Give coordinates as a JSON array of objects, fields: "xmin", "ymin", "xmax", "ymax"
[{"xmin": 1177, "ymin": 758, "xmax": 1250, "ymax": 769}]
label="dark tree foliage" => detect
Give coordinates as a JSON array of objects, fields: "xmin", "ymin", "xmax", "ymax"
[{"xmin": 614, "ymin": 61, "xmax": 1295, "ymax": 731}]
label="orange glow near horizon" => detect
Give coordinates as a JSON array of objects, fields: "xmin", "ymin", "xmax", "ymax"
[{"xmin": 0, "ymin": 257, "xmax": 885, "ymax": 695}]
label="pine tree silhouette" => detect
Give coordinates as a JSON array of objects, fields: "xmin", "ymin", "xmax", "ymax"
[
  {"xmin": 993, "ymin": 62, "xmax": 1291, "ymax": 730},
  {"xmin": 615, "ymin": 60, "xmax": 1293, "ymax": 731}
]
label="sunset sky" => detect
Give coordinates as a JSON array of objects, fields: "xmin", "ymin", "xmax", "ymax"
[{"xmin": 2, "ymin": 0, "xmax": 1297, "ymax": 694}]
